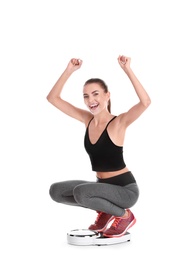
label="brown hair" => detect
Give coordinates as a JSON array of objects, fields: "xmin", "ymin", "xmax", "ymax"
[{"xmin": 84, "ymin": 78, "xmax": 111, "ymax": 113}]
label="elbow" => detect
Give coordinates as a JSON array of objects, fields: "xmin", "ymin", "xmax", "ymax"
[
  {"xmin": 46, "ymin": 95, "xmax": 51, "ymax": 103},
  {"xmin": 46, "ymin": 94, "xmax": 61, "ymax": 107},
  {"xmin": 46, "ymin": 94, "xmax": 54, "ymax": 103},
  {"xmin": 147, "ymin": 98, "xmax": 151, "ymax": 107},
  {"xmin": 143, "ymin": 98, "xmax": 151, "ymax": 108},
  {"xmin": 46, "ymin": 94, "xmax": 50, "ymax": 102}
]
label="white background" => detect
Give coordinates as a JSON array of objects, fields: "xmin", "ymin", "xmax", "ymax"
[{"xmin": 0, "ymin": 0, "xmax": 186, "ymax": 259}]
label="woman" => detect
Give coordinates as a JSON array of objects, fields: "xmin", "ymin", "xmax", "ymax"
[{"xmin": 47, "ymin": 55, "xmax": 151, "ymax": 238}]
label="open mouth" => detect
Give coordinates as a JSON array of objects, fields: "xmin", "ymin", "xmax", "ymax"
[{"xmin": 89, "ymin": 103, "xmax": 99, "ymax": 110}]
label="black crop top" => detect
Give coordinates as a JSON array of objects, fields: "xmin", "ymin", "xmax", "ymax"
[{"xmin": 84, "ymin": 116, "xmax": 126, "ymax": 172}]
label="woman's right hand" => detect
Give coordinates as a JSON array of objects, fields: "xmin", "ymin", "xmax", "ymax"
[{"xmin": 66, "ymin": 58, "xmax": 83, "ymax": 73}]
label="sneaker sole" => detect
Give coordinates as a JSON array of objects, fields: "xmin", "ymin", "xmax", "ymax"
[{"xmin": 103, "ymin": 217, "xmax": 136, "ymax": 238}]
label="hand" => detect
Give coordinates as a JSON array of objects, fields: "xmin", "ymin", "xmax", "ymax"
[
  {"xmin": 118, "ymin": 55, "xmax": 131, "ymax": 72},
  {"xmin": 66, "ymin": 58, "xmax": 83, "ymax": 73}
]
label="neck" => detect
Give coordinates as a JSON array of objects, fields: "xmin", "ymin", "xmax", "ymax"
[{"xmin": 93, "ymin": 112, "xmax": 113, "ymax": 126}]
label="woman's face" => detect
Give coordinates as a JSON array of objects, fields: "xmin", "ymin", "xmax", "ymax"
[{"xmin": 83, "ymin": 83, "xmax": 110, "ymax": 115}]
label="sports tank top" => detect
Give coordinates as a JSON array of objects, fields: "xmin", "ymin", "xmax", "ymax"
[{"xmin": 84, "ymin": 116, "xmax": 126, "ymax": 172}]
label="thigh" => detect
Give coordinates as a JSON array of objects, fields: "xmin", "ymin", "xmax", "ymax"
[
  {"xmin": 74, "ymin": 182, "xmax": 139, "ymax": 209},
  {"xmin": 50, "ymin": 180, "xmax": 90, "ymax": 196}
]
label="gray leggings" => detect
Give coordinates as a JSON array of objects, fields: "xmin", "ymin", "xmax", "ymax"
[{"xmin": 49, "ymin": 178, "xmax": 139, "ymax": 217}]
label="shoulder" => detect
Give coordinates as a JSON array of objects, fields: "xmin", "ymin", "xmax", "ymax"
[
  {"xmin": 84, "ymin": 114, "xmax": 94, "ymax": 128},
  {"xmin": 113, "ymin": 113, "xmax": 127, "ymax": 125},
  {"xmin": 107, "ymin": 114, "xmax": 127, "ymax": 130},
  {"xmin": 110, "ymin": 113, "xmax": 128, "ymax": 131}
]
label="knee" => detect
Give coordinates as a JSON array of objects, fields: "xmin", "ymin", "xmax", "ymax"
[
  {"xmin": 73, "ymin": 185, "xmax": 86, "ymax": 205},
  {"xmin": 49, "ymin": 183, "xmax": 62, "ymax": 203},
  {"xmin": 128, "ymin": 185, "xmax": 140, "ymax": 207}
]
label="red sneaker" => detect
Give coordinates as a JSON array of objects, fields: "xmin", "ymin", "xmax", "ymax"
[
  {"xmin": 88, "ymin": 212, "xmax": 115, "ymax": 232},
  {"xmin": 103, "ymin": 209, "xmax": 136, "ymax": 238}
]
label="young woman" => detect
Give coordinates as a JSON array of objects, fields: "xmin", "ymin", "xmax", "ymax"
[{"xmin": 47, "ymin": 55, "xmax": 151, "ymax": 238}]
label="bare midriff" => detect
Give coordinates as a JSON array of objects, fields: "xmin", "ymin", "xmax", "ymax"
[{"xmin": 96, "ymin": 167, "xmax": 129, "ymax": 179}]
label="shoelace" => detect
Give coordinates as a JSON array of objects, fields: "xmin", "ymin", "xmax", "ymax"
[
  {"xmin": 112, "ymin": 212, "xmax": 130, "ymax": 228},
  {"xmin": 112, "ymin": 217, "xmax": 122, "ymax": 228}
]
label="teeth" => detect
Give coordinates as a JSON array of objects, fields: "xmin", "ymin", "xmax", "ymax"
[{"xmin": 90, "ymin": 104, "xmax": 98, "ymax": 108}]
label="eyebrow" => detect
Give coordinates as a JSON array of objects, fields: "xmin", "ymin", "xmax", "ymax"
[
  {"xmin": 92, "ymin": 90, "xmax": 99, "ymax": 94},
  {"xmin": 83, "ymin": 90, "xmax": 99, "ymax": 96}
]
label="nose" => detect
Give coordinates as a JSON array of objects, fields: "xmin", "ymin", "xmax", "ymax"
[
  {"xmin": 88, "ymin": 97, "xmax": 94, "ymax": 103},
  {"xmin": 84, "ymin": 97, "xmax": 92, "ymax": 106}
]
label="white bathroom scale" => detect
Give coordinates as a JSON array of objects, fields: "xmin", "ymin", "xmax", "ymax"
[{"xmin": 67, "ymin": 229, "xmax": 131, "ymax": 246}]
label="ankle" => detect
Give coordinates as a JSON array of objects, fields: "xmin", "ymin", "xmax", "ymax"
[{"xmin": 122, "ymin": 209, "xmax": 130, "ymax": 219}]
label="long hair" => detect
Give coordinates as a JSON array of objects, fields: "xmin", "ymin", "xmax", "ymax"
[{"xmin": 84, "ymin": 78, "xmax": 111, "ymax": 113}]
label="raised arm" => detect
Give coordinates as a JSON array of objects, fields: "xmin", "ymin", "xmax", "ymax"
[
  {"xmin": 47, "ymin": 58, "xmax": 91, "ymax": 123},
  {"xmin": 117, "ymin": 55, "xmax": 151, "ymax": 127}
]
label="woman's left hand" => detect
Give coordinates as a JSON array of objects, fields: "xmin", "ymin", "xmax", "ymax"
[{"xmin": 118, "ymin": 55, "xmax": 131, "ymax": 72}]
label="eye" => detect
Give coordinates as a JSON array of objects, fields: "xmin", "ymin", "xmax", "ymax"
[
  {"xmin": 83, "ymin": 95, "xmax": 88, "ymax": 99},
  {"xmin": 93, "ymin": 92, "xmax": 99, "ymax": 96}
]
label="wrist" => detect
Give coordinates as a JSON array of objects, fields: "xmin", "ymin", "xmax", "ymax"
[
  {"xmin": 64, "ymin": 68, "xmax": 73, "ymax": 77},
  {"xmin": 123, "ymin": 67, "xmax": 133, "ymax": 76}
]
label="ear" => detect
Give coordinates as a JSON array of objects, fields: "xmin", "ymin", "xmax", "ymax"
[{"xmin": 106, "ymin": 91, "xmax": 110, "ymax": 101}]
